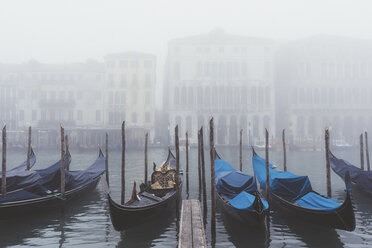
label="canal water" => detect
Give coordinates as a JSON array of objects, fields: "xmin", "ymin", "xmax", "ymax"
[{"xmin": 0, "ymin": 147, "xmax": 371, "ymax": 247}]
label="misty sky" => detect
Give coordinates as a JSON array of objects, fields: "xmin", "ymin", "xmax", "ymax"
[{"xmin": 1, "ymin": 0, "xmax": 372, "ymax": 64}]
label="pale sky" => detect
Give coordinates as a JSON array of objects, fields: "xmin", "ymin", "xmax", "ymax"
[{"xmin": 1, "ymin": 0, "xmax": 371, "ymax": 64}]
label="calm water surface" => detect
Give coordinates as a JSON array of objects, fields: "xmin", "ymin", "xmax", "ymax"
[{"xmin": 0, "ymin": 146, "xmax": 372, "ymax": 247}]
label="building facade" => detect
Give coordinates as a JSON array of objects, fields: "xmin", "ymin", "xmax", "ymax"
[
  {"xmin": 103, "ymin": 52, "xmax": 156, "ymax": 141},
  {"xmin": 164, "ymin": 30, "xmax": 276, "ymax": 145},
  {"xmin": 276, "ymin": 35, "xmax": 372, "ymax": 146}
]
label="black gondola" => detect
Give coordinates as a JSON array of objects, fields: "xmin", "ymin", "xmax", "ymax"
[
  {"xmin": 107, "ymin": 149, "xmax": 180, "ymax": 231},
  {"xmin": 252, "ymin": 147, "xmax": 355, "ymax": 231},
  {"xmin": 214, "ymin": 150, "xmax": 268, "ymax": 226},
  {"xmin": 0, "ymin": 149, "xmax": 105, "ymax": 218},
  {"xmin": 330, "ymin": 151, "xmax": 372, "ymax": 196}
]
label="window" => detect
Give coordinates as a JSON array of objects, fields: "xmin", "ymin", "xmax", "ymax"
[
  {"xmin": 77, "ymin": 110, "xmax": 83, "ymax": 121},
  {"xmin": 32, "ymin": 110, "xmax": 37, "ymax": 121},
  {"xmin": 108, "ymin": 92, "xmax": 114, "ymax": 105},
  {"xmin": 59, "ymin": 110, "xmax": 64, "ymax": 121},
  {"xmin": 121, "ymin": 91, "xmax": 126, "ymax": 104},
  {"xmin": 96, "ymin": 110, "xmax": 101, "ymax": 121},
  {"xmin": 109, "ymin": 112, "xmax": 113, "ymax": 124},
  {"xmin": 132, "ymin": 112, "xmax": 137, "ymax": 123},
  {"xmin": 174, "ymin": 62, "xmax": 180, "ymax": 80},
  {"xmin": 174, "ymin": 87, "xmax": 179, "ymax": 104},
  {"xmin": 145, "ymin": 112, "xmax": 151, "ymax": 123}
]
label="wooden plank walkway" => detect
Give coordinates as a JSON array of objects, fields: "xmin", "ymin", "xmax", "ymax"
[{"xmin": 179, "ymin": 200, "xmax": 207, "ymax": 248}]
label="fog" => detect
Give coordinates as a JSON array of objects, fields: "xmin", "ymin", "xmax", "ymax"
[{"xmin": 1, "ymin": 0, "xmax": 372, "ymax": 148}]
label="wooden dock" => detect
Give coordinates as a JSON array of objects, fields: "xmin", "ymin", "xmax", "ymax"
[{"xmin": 179, "ymin": 200, "xmax": 207, "ymax": 248}]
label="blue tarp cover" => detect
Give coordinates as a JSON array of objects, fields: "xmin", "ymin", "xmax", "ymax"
[
  {"xmin": 229, "ymin": 191, "xmax": 269, "ymax": 211},
  {"xmin": 215, "ymin": 159, "xmax": 257, "ymax": 196},
  {"xmin": 331, "ymin": 154, "xmax": 372, "ymax": 193},
  {"xmin": 0, "ymin": 151, "xmax": 37, "ymax": 192},
  {"xmin": 0, "ymin": 151, "xmax": 105, "ymax": 204},
  {"xmin": 253, "ymin": 155, "xmax": 312, "ymax": 199},
  {"xmin": 295, "ymin": 192, "xmax": 341, "ymax": 211}
]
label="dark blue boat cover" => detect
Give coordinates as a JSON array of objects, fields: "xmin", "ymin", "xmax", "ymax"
[
  {"xmin": 229, "ymin": 191, "xmax": 269, "ymax": 211},
  {"xmin": 252, "ymin": 154, "xmax": 312, "ymax": 199},
  {"xmin": 330, "ymin": 153, "xmax": 372, "ymax": 193},
  {"xmin": 0, "ymin": 149, "xmax": 36, "ymax": 177},
  {"xmin": 0, "ymin": 150, "xmax": 104, "ymax": 203},
  {"xmin": 295, "ymin": 192, "xmax": 341, "ymax": 211},
  {"xmin": 215, "ymin": 159, "xmax": 257, "ymax": 196}
]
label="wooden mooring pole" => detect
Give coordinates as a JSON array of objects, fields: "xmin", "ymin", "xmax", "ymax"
[
  {"xmin": 325, "ymin": 127, "xmax": 332, "ymax": 198},
  {"xmin": 265, "ymin": 129, "xmax": 270, "ymax": 201},
  {"xmin": 240, "ymin": 129, "xmax": 243, "ymax": 172},
  {"xmin": 186, "ymin": 131, "xmax": 189, "ymax": 196},
  {"xmin": 197, "ymin": 129, "xmax": 202, "ymax": 195},
  {"xmin": 27, "ymin": 126, "xmax": 31, "ymax": 170},
  {"xmin": 209, "ymin": 118, "xmax": 216, "ymax": 228},
  {"xmin": 144, "ymin": 133, "xmax": 148, "ymax": 185},
  {"xmin": 60, "ymin": 125, "xmax": 66, "ymax": 197},
  {"xmin": 121, "ymin": 121, "xmax": 126, "ymax": 205},
  {"xmin": 2, "ymin": 125, "xmax": 7, "ymax": 196},
  {"xmin": 200, "ymin": 127, "xmax": 207, "ymax": 215},
  {"xmin": 360, "ymin": 133, "xmax": 365, "ymax": 170},
  {"xmin": 105, "ymin": 133, "xmax": 109, "ymax": 185},
  {"xmin": 175, "ymin": 125, "xmax": 180, "ymax": 213},
  {"xmin": 283, "ymin": 129, "xmax": 287, "ymax": 172},
  {"xmin": 65, "ymin": 135, "xmax": 69, "ymax": 171},
  {"xmin": 366, "ymin": 131, "xmax": 370, "ymax": 171}
]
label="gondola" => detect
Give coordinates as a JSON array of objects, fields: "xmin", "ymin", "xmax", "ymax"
[
  {"xmin": 252, "ymin": 147, "xmax": 355, "ymax": 231},
  {"xmin": 330, "ymin": 151, "xmax": 372, "ymax": 196},
  {"xmin": 214, "ymin": 150, "xmax": 268, "ymax": 225},
  {"xmin": 0, "ymin": 149, "xmax": 105, "ymax": 218},
  {"xmin": 107, "ymin": 149, "xmax": 180, "ymax": 231}
]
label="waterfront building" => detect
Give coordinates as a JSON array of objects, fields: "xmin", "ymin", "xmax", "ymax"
[
  {"xmin": 163, "ymin": 30, "xmax": 276, "ymax": 145},
  {"xmin": 276, "ymin": 35, "xmax": 372, "ymax": 145},
  {"xmin": 103, "ymin": 52, "xmax": 156, "ymax": 143}
]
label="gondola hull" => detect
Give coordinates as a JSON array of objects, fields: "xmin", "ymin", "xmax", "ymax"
[
  {"xmin": 108, "ymin": 190, "xmax": 177, "ymax": 231},
  {"xmin": 216, "ymin": 192, "xmax": 267, "ymax": 226},
  {"xmin": 0, "ymin": 176, "xmax": 101, "ymax": 219},
  {"xmin": 269, "ymin": 191, "xmax": 355, "ymax": 231}
]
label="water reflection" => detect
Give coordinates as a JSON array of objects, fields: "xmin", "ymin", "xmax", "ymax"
[{"xmin": 0, "ymin": 190, "xmax": 101, "ymax": 247}]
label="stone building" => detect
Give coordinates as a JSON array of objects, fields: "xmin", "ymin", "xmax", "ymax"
[
  {"xmin": 276, "ymin": 35, "xmax": 372, "ymax": 145},
  {"xmin": 103, "ymin": 52, "xmax": 156, "ymax": 142},
  {"xmin": 164, "ymin": 30, "xmax": 276, "ymax": 145}
]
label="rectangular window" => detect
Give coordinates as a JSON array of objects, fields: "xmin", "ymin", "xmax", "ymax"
[
  {"xmin": 41, "ymin": 110, "xmax": 46, "ymax": 121},
  {"xmin": 59, "ymin": 110, "xmax": 64, "ymax": 121},
  {"xmin": 132, "ymin": 92, "xmax": 137, "ymax": 104},
  {"xmin": 145, "ymin": 91, "xmax": 151, "ymax": 105},
  {"xmin": 132, "ymin": 112, "xmax": 137, "ymax": 123},
  {"xmin": 50, "ymin": 110, "xmax": 55, "ymax": 121},
  {"xmin": 121, "ymin": 74, "xmax": 126, "ymax": 87}
]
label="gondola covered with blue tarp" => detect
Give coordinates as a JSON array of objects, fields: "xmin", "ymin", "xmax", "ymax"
[
  {"xmin": 0, "ymin": 150, "xmax": 105, "ymax": 218},
  {"xmin": 252, "ymin": 147, "xmax": 355, "ymax": 231},
  {"xmin": 214, "ymin": 150, "xmax": 268, "ymax": 225},
  {"xmin": 330, "ymin": 152, "xmax": 372, "ymax": 195}
]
